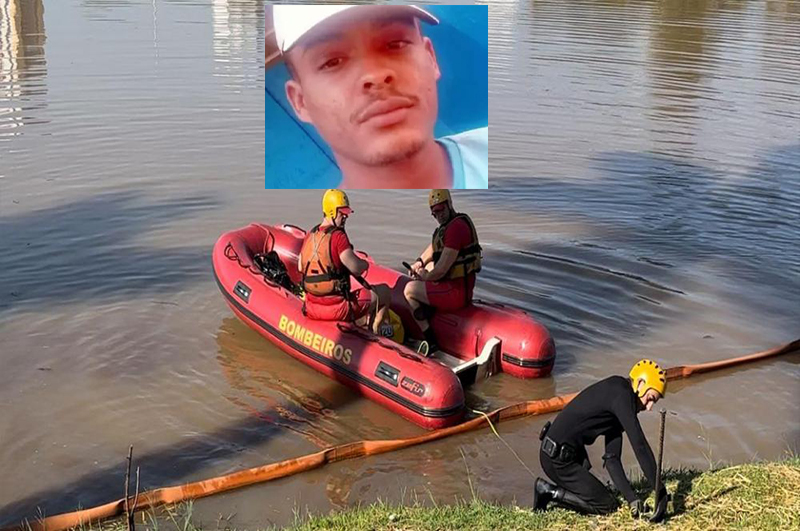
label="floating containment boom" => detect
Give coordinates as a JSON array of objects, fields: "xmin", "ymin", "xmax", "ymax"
[{"xmin": 6, "ymin": 339, "xmax": 797, "ymax": 531}]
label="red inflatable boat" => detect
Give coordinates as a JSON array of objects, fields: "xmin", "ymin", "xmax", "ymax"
[{"xmin": 212, "ymin": 224, "xmax": 556, "ymax": 429}]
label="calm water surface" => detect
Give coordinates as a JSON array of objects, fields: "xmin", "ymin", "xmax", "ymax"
[{"xmin": 1, "ymin": 0, "xmax": 799, "ymax": 528}]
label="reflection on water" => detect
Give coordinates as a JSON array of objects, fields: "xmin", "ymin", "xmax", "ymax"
[
  {"xmin": 216, "ymin": 317, "xmax": 358, "ymax": 449},
  {"xmin": 647, "ymin": 0, "xmax": 722, "ymax": 143},
  {"xmin": 495, "ymin": 0, "xmax": 800, "ymax": 179},
  {"xmin": 1, "ymin": 0, "xmax": 265, "ymax": 206},
  {"xmin": 212, "ymin": 0, "xmax": 263, "ymax": 74},
  {"xmin": 0, "ymin": 0, "xmax": 46, "ymax": 140}
]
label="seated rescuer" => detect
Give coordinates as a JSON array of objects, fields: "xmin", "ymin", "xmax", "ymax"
[
  {"xmin": 534, "ymin": 360, "xmax": 669, "ymax": 519},
  {"xmin": 298, "ymin": 189, "xmax": 391, "ymax": 334},
  {"xmin": 403, "ymin": 189, "xmax": 482, "ymax": 353}
]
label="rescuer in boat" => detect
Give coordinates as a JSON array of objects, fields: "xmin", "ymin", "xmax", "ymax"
[
  {"xmin": 533, "ymin": 360, "xmax": 669, "ymax": 522},
  {"xmin": 403, "ymin": 189, "xmax": 482, "ymax": 353},
  {"xmin": 271, "ymin": 5, "xmax": 488, "ymax": 189},
  {"xmin": 298, "ymin": 189, "xmax": 391, "ymax": 334}
]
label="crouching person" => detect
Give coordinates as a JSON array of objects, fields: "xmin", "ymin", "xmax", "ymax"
[{"xmin": 533, "ymin": 360, "xmax": 669, "ymax": 519}]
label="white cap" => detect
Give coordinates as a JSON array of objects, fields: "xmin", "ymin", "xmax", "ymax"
[{"xmin": 272, "ymin": 5, "xmax": 439, "ymax": 54}]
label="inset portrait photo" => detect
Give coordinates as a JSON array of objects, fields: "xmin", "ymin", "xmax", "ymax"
[{"xmin": 265, "ymin": 4, "xmax": 488, "ymax": 189}]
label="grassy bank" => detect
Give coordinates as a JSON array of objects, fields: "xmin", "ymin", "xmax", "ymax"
[
  {"xmin": 291, "ymin": 458, "xmax": 800, "ymax": 531},
  {"xmin": 67, "ymin": 458, "xmax": 799, "ymax": 531}
]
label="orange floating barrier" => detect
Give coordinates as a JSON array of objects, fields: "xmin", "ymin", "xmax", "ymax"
[{"xmin": 6, "ymin": 339, "xmax": 797, "ymax": 531}]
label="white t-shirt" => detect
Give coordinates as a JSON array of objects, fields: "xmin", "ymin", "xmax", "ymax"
[{"xmin": 437, "ymin": 126, "xmax": 489, "ymax": 189}]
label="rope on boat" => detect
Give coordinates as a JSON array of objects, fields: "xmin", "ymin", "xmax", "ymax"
[{"xmin": 6, "ymin": 339, "xmax": 798, "ymax": 531}]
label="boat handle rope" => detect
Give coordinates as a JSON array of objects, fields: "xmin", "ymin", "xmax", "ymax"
[{"xmin": 224, "ymin": 238, "xmax": 284, "ymax": 291}]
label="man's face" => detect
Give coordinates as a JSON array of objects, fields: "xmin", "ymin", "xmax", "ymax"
[
  {"xmin": 334, "ymin": 209, "xmax": 349, "ymax": 228},
  {"xmin": 638, "ymin": 387, "xmax": 662, "ymax": 412},
  {"xmin": 430, "ymin": 202, "xmax": 451, "ymax": 226},
  {"xmin": 284, "ymin": 13, "xmax": 441, "ymax": 168}
]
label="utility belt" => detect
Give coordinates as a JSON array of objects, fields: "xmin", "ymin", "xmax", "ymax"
[{"xmin": 539, "ymin": 421, "xmax": 578, "ymax": 463}]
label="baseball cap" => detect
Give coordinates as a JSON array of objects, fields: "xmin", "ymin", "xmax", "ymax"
[{"xmin": 272, "ymin": 5, "xmax": 440, "ymax": 54}]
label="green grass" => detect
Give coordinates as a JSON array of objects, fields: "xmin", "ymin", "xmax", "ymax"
[
  {"xmin": 290, "ymin": 458, "xmax": 800, "ymax": 531},
  {"xmin": 66, "ymin": 458, "xmax": 800, "ymax": 531}
]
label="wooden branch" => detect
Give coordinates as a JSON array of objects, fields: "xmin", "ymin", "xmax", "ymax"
[{"xmin": 124, "ymin": 446, "xmax": 133, "ymax": 531}]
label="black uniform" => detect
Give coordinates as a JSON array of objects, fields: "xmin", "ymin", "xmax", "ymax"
[{"xmin": 540, "ymin": 375, "xmax": 659, "ymax": 514}]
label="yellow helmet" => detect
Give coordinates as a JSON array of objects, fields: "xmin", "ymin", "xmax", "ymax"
[
  {"xmin": 429, "ymin": 189, "xmax": 452, "ymax": 208},
  {"xmin": 322, "ymin": 189, "xmax": 352, "ymax": 219},
  {"xmin": 629, "ymin": 359, "xmax": 667, "ymax": 398}
]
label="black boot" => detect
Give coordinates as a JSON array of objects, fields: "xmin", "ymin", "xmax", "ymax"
[
  {"xmin": 533, "ymin": 477, "xmax": 558, "ymax": 511},
  {"xmin": 553, "ymin": 487, "xmax": 603, "ymax": 515}
]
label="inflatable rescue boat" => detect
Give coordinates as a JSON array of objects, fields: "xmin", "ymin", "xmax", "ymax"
[{"xmin": 212, "ymin": 224, "xmax": 556, "ymax": 429}]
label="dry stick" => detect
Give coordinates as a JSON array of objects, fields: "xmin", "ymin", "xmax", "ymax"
[
  {"xmin": 654, "ymin": 409, "xmax": 667, "ymax": 499},
  {"xmin": 650, "ymin": 409, "xmax": 668, "ymax": 523},
  {"xmin": 133, "ymin": 466, "xmax": 141, "ymax": 523},
  {"xmin": 7, "ymin": 338, "xmax": 798, "ymax": 531},
  {"xmin": 124, "ymin": 445, "xmax": 134, "ymax": 531}
]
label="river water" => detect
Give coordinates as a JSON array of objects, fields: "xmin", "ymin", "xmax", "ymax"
[{"xmin": 1, "ymin": 0, "xmax": 798, "ymax": 528}]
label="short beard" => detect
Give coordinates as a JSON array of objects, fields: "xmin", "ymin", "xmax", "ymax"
[{"xmin": 360, "ymin": 137, "xmax": 427, "ymax": 166}]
